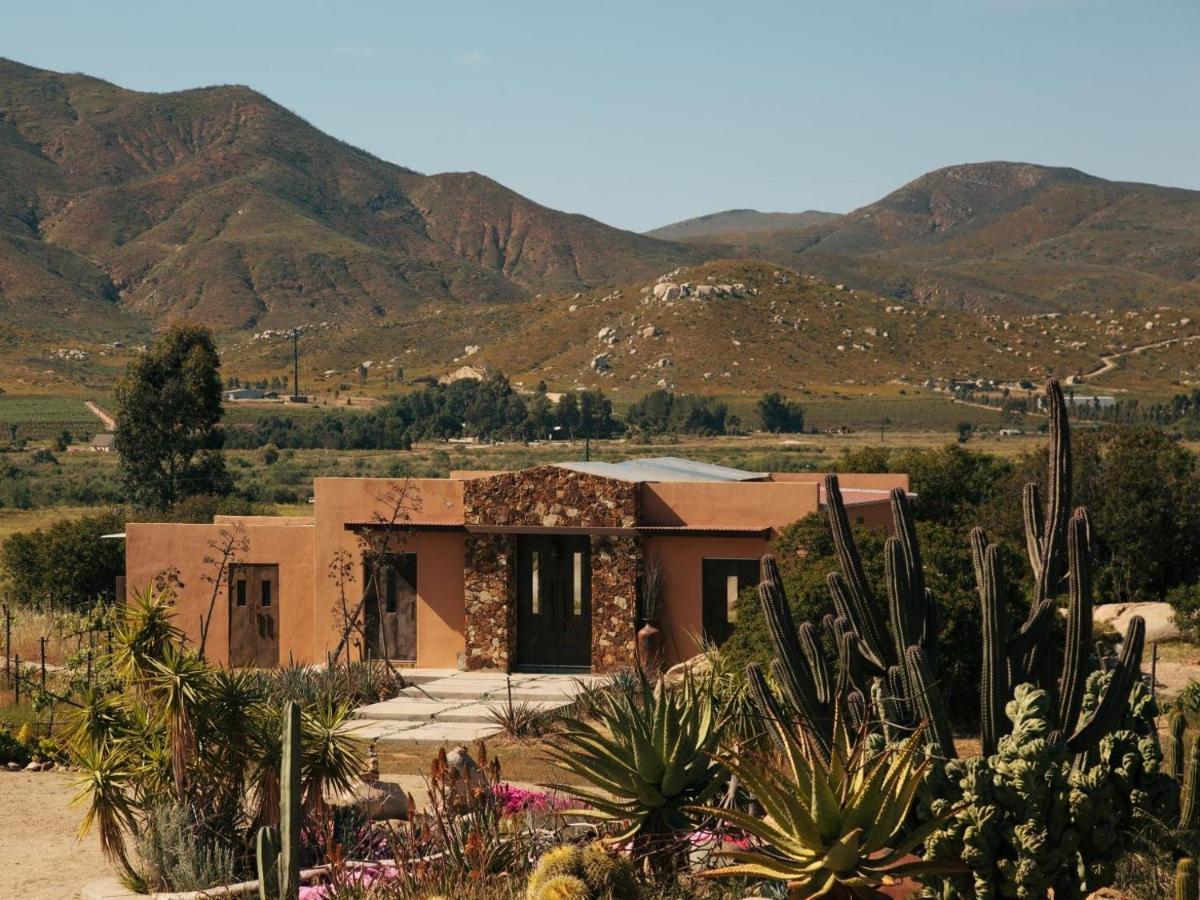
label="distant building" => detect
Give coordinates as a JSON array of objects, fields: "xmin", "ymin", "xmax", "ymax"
[
  {"xmin": 223, "ymin": 388, "xmax": 277, "ymax": 402},
  {"xmin": 91, "ymin": 433, "xmax": 116, "ymax": 452}
]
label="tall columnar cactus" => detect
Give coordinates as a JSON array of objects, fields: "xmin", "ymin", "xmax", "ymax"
[
  {"xmin": 1170, "ymin": 710, "xmax": 1189, "ymax": 784},
  {"xmin": 1178, "ymin": 858, "xmax": 1199, "ymax": 900},
  {"xmin": 257, "ymin": 701, "xmax": 301, "ymax": 900},
  {"xmin": 1184, "ymin": 734, "xmax": 1200, "ymax": 830},
  {"xmin": 745, "ymin": 379, "xmax": 1155, "ymax": 896}
]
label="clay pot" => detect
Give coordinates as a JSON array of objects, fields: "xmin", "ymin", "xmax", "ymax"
[{"xmin": 637, "ymin": 622, "xmax": 663, "ymax": 675}]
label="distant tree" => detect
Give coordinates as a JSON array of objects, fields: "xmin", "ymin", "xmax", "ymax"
[
  {"xmin": 757, "ymin": 392, "xmax": 806, "ymax": 433},
  {"xmin": 557, "ymin": 392, "xmax": 582, "ymax": 438},
  {"xmin": 578, "ymin": 388, "xmax": 621, "ymax": 439},
  {"xmin": 55, "ymin": 429, "xmax": 74, "ymax": 452},
  {"xmin": 114, "ymin": 323, "xmax": 229, "ymax": 510},
  {"xmin": 0, "ymin": 510, "xmax": 125, "ymax": 608}
]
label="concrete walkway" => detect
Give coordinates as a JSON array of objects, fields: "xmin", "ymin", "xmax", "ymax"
[{"xmin": 350, "ymin": 669, "xmax": 601, "ymax": 744}]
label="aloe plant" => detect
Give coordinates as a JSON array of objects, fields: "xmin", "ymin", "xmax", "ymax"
[
  {"xmin": 691, "ymin": 722, "xmax": 962, "ymax": 899},
  {"xmin": 548, "ymin": 673, "xmax": 725, "ymax": 862}
]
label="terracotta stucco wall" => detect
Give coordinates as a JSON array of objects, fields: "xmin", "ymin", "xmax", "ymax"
[
  {"xmin": 312, "ymin": 478, "xmax": 466, "ymax": 668},
  {"xmin": 645, "ymin": 534, "xmax": 771, "ymax": 665},
  {"xmin": 124, "ymin": 521, "xmax": 315, "ymax": 665},
  {"xmin": 640, "ymin": 481, "xmax": 819, "ymax": 529}
]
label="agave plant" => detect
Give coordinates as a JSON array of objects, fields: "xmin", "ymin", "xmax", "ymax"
[
  {"xmin": 548, "ymin": 672, "xmax": 726, "ymax": 864},
  {"xmin": 691, "ymin": 720, "xmax": 963, "ymax": 899}
]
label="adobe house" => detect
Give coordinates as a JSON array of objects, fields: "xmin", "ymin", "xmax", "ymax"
[{"xmin": 124, "ymin": 458, "xmax": 908, "ymax": 673}]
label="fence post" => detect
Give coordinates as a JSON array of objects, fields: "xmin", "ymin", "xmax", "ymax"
[
  {"xmin": 3, "ymin": 600, "xmax": 9, "ymax": 687},
  {"xmin": 13, "ymin": 653, "xmax": 18, "ymax": 705},
  {"xmin": 86, "ymin": 649, "xmax": 93, "ymax": 688},
  {"xmin": 40, "ymin": 636, "xmax": 47, "ymax": 691}
]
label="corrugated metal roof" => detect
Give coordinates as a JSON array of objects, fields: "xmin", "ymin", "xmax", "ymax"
[{"xmin": 557, "ymin": 456, "xmax": 767, "ymax": 483}]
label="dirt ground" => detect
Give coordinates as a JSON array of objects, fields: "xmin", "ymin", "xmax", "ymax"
[{"xmin": 0, "ymin": 770, "xmax": 108, "ymax": 900}]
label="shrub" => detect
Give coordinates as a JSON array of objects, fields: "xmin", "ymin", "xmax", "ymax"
[
  {"xmin": 1169, "ymin": 582, "xmax": 1200, "ymax": 642},
  {"xmin": 0, "ymin": 510, "xmax": 125, "ymax": 607}
]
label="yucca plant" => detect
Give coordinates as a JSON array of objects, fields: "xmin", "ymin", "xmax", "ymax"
[
  {"xmin": 691, "ymin": 722, "xmax": 963, "ymax": 899},
  {"xmin": 299, "ymin": 699, "xmax": 365, "ymax": 817},
  {"xmin": 548, "ymin": 672, "xmax": 726, "ymax": 868},
  {"xmin": 110, "ymin": 585, "xmax": 186, "ymax": 689}
]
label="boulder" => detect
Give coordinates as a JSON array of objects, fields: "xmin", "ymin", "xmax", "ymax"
[
  {"xmin": 640, "ymin": 325, "xmax": 659, "ymax": 339},
  {"xmin": 652, "ymin": 282, "xmax": 681, "ymax": 301},
  {"xmin": 1094, "ymin": 601, "xmax": 1181, "ymax": 643},
  {"xmin": 329, "ymin": 777, "xmax": 409, "ymax": 820},
  {"xmin": 591, "ymin": 354, "xmax": 611, "ymax": 372},
  {"xmin": 665, "ymin": 653, "xmax": 713, "ymax": 686}
]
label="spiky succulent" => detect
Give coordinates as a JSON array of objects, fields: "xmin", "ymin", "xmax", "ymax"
[
  {"xmin": 548, "ymin": 672, "xmax": 725, "ymax": 843},
  {"xmin": 692, "ymin": 722, "xmax": 962, "ymax": 899}
]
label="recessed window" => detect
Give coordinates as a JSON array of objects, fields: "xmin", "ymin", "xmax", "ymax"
[
  {"xmin": 702, "ymin": 558, "xmax": 759, "ymax": 646},
  {"xmin": 261, "ymin": 580, "xmax": 272, "ymax": 608},
  {"xmin": 572, "ymin": 552, "xmax": 584, "ymax": 616},
  {"xmin": 384, "ymin": 566, "xmax": 397, "ymax": 613},
  {"xmin": 531, "ymin": 552, "xmax": 540, "ymax": 614},
  {"xmin": 236, "ymin": 580, "xmax": 247, "ymax": 607}
]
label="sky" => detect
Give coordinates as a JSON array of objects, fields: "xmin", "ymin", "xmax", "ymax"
[{"xmin": 2, "ymin": 0, "xmax": 1197, "ymax": 232}]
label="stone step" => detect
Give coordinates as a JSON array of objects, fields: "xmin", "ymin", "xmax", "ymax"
[{"xmin": 350, "ymin": 719, "xmax": 503, "ymax": 744}]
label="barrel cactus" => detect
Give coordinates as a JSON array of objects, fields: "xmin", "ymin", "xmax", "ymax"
[{"xmin": 524, "ymin": 843, "xmax": 639, "ymax": 900}]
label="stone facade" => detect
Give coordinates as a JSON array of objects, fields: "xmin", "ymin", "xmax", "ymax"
[
  {"xmin": 463, "ymin": 466, "xmax": 638, "ymax": 529},
  {"xmin": 462, "ymin": 533, "xmax": 515, "ymax": 670},
  {"xmin": 460, "ymin": 467, "xmax": 642, "ymax": 672},
  {"xmin": 590, "ymin": 534, "xmax": 641, "ymax": 673}
]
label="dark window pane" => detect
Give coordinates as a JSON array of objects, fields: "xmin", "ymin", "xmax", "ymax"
[
  {"xmin": 236, "ymin": 580, "xmax": 247, "ymax": 607},
  {"xmin": 385, "ymin": 567, "xmax": 397, "ymax": 614},
  {"xmin": 701, "ymin": 558, "xmax": 759, "ymax": 646},
  {"xmin": 261, "ymin": 580, "xmax": 272, "ymax": 607}
]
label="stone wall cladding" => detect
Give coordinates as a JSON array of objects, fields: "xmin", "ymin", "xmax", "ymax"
[
  {"xmin": 591, "ymin": 535, "xmax": 641, "ymax": 673},
  {"xmin": 463, "ymin": 466, "xmax": 638, "ymax": 529},
  {"xmin": 462, "ymin": 533, "xmax": 515, "ymax": 670}
]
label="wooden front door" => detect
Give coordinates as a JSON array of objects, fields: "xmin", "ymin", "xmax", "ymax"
[
  {"xmin": 702, "ymin": 558, "xmax": 759, "ymax": 647},
  {"xmin": 516, "ymin": 535, "xmax": 592, "ymax": 670},
  {"xmin": 229, "ymin": 564, "xmax": 280, "ymax": 668},
  {"xmin": 364, "ymin": 553, "xmax": 417, "ymax": 661}
]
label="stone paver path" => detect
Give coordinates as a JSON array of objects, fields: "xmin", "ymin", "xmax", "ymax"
[{"xmin": 350, "ymin": 669, "xmax": 601, "ymax": 744}]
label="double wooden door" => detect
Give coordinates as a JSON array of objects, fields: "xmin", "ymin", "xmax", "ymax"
[
  {"xmin": 229, "ymin": 564, "xmax": 279, "ymax": 668},
  {"xmin": 516, "ymin": 535, "xmax": 592, "ymax": 670}
]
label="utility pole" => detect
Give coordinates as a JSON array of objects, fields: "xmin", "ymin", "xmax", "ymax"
[{"xmin": 291, "ymin": 329, "xmax": 300, "ymax": 402}]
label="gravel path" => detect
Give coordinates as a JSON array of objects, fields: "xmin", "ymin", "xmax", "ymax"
[{"xmin": 0, "ymin": 770, "xmax": 108, "ymax": 900}]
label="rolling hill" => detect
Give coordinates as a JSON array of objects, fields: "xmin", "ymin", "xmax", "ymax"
[
  {"xmin": 0, "ymin": 57, "xmax": 701, "ymax": 339},
  {"xmin": 646, "ymin": 209, "xmax": 839, "ymax": 241},
  {"xmin": 3, "ymin": 58, "xmax": 1200, "ymax": 399},
  {"xmin": 682, "ymin": 163, "xmax": 1200, "ymax": 313}
]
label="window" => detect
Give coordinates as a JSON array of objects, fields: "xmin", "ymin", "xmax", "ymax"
[
  {"xmin": 261, "ymin": 579, "xmax": 272, "ymax": 608},
  {"xmin": 701, "ymin": 558, "xmax": 760, "ymax": 646},
  {"xmin": 530, "ymin": 551, "xmax": 540, "ymax": 614},
  {"xmin": 384, "ymin": 566, "xmax": 397, "ymax": 614},
  {"xmin": 572, "ymin": 552, "xmax": 584, "ymax": 616},
  {"xmin": 236, "ymin": 580, "xmax": 247, "ymax": 607}
]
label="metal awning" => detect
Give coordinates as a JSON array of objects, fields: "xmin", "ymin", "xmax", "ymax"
[{"xmin": 345, "ymin": 522, "xmax": 771, "ymax": 538}]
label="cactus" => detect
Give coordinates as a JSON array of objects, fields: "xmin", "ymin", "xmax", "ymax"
[
  {"xmin": 524, "ymin": 843, "xmax": 640, "ymax": 900},
  {"xmin": 257, "ymin": 701, "xmax": 301, "ymax": 900},
  {"xmin": 745, "ymin": 380, "xmax": 1156, "ymax": 898},
  {"xmin": 1170, "ymin": 710, "xmax": 1188, "ymax": 784},
  {"xmin": 1178, "ymin": 859, "xmax": 1199, "ymax": 900},
  {"xmin": 1184, "ymin": 734, "xmax": 1200, "ymax": 830}
]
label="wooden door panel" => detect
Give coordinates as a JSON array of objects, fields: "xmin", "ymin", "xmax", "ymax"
[
  {"xmin": 364, "ymin": 554, "xmax": 417, "ymax": 661},
  {"xmin": 516, "ymin": 536, "xmax": 591, "ymax": 670},
  {"xmin": 229, "ymin": 564, "xmax": 279, "ymax": 668},
  {"xmin": 701, "ymin": 558, "xmax": 759, "ymax": 647}
]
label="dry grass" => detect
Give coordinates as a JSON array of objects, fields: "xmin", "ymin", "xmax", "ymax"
[
  {"xmin": 2, "ymin": 605, "xmax": 101, "ymax": 667},
  {"xmin": 0, "ymin": 506, "xmax": 98, "ymax": 542}
]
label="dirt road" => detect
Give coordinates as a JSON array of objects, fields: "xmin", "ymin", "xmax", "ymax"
[
  {"xmin": 84, "ymin": 400, "xmax": 116, "ymax": 432},
  {"xmin": 0, "ymin": 770, "xmax": 108, "ymax": 900}
]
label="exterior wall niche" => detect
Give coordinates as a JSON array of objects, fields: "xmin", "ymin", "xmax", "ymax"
[{"xmin": 462, "ymin": 533, "xmax": 515, "ymax": 670}]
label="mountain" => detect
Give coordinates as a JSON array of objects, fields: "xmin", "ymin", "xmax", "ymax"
[
  {"xmin": 691, "ymin": 163, "xmax": 1200, "ymax": 313},
  {"xmin": 645, "ymin": 208, "xmax": 839, "ymax": 241},
  {"xmin": 0, "ymin": 57, "xmax": 701, "ymax": 340}
]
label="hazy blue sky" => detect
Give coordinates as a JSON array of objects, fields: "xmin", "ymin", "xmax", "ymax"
[{"xmin": 3, "ymin": 0, "xmax": 1197, "ymax": 231}]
